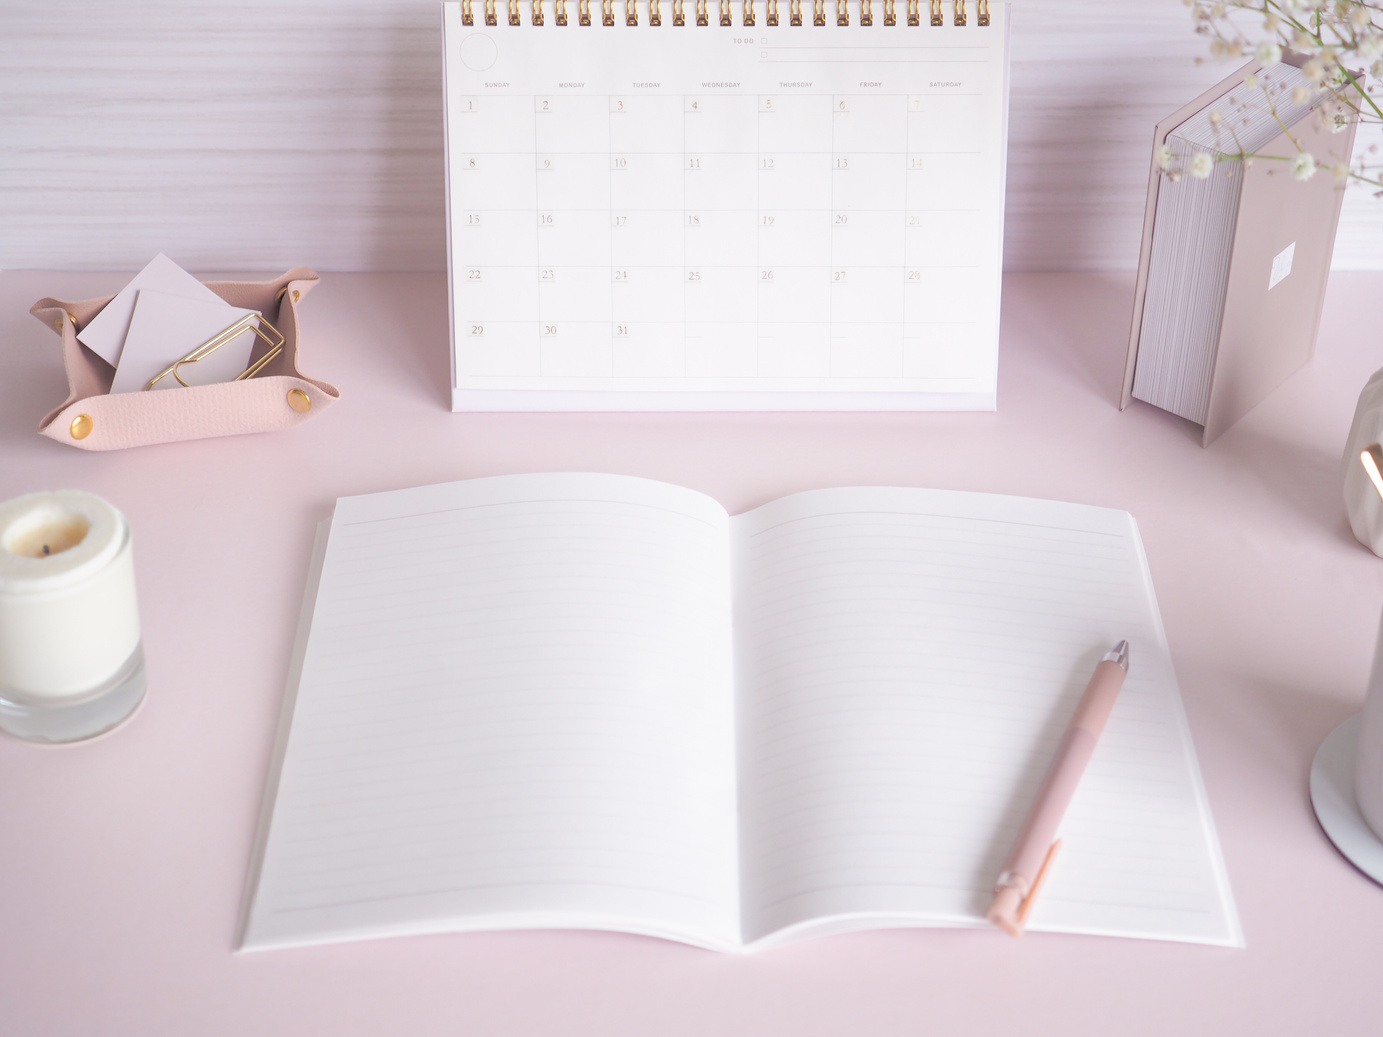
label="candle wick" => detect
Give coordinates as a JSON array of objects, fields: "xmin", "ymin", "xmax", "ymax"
[{"xmin": 42, "ymin": 544, "xmax": 51, "ymax": 556}]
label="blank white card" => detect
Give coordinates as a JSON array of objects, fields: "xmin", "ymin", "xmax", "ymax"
[{"xmin": 442, "ymin": 1, "xmax": 1010, "ymax": 410}]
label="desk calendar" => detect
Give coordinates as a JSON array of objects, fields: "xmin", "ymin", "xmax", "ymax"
[{"xmin": 442, "ymin": 0, "xmax": 1010, "ymax": 410}]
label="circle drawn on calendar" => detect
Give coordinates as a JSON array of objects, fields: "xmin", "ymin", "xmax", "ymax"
[{"xmin": 460, "ymin": 34, "xmax": 497, "ymax": 71}]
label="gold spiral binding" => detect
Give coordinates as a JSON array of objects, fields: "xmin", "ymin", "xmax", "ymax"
[
  {"xmin": 813, "ymin": 0, "xmax": 825, "ymax": 24},
  {"xmin": 696, "ymin": 0, "xmax": 709, "ymax": 24},
  {"xmin": 766, "ymin": 0, "xmax": 777, "ymax": 22},
  {"xmin": 532, "ymin": 0, "xmax": 544, "ymax": 22},
  {"xmin": 626, "ymin": 0, "xmax": 637, "ymax": 22},
  {"xmin": 978, "ymin": 0, "xmax": 989, "ymax": 24},
  {"xmin": 836, "ymin": 0, "xmax": 847, "ymax": 23},
  {"xmin": 509, "ymin": 0, "xmax": 521, "ymax": 24},
  {"xmin": 485, "ymin": 0, "xmax": 497, "ymax": 24},
  {"xmin": 743, "ymin": 0, "xmax": 754, "ymax": 24},
  {"xmin": 954, "ymin": 0, "xmax": 966, "ymax": 24},
  {"xmin": 860, "ymin": 0, "xmax": 872, "ymax": 24},
  {"xmin": 907, "ymin": 0, "xmax": 918, "ymax": 26},
  {"xmin": 461, "ymin": 0, "xmax": 474, "ymax": 24},
  {"xmin": 650, "ymin": 0, "xmax": 662, "ymax": 22},
  {"xmin": 556, "ymin": 0, "xmax": 568, "ymax": 22},
  {"xmin": 884, "ymin": 0, "xmax": 895, "ymax": 24},
  {"xmin": 673, "ymin": 0, "xmax": 685, "ymax": 22},
  {"xmin": 602, "ymin": 0, "xmax": 614, "ymax": 24},
  {"xmin": 789, "ymin": 0, "xmax": 801, "ymax": 24},
  {"xmin": 930, "ymin": 0, "xmax": 942, "ymax": 25},
  {"xmin": 578, "ymin": 0, "xmax": 591, "ymax": 22},
  {"xmin": 720, "ymin": 0, "xmax": 731, "ymax": 24}
]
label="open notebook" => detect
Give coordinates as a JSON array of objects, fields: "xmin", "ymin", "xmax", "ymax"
[{"xmin": 240, "ymin": 474, "xmax": 1241, "ymax": 951}]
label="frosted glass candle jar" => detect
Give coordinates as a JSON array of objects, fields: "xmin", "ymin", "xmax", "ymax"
[{"xmin": 0, "ymin": 490, "xmax": 145, "ymax": 742}]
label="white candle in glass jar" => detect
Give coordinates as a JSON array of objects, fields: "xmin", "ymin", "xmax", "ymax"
[{"xmin": 0, "ymin": 491, "xmax": 141, "ymax": 700}]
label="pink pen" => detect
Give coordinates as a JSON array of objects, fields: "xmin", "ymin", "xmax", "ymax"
[{"xmin": 987, "ymin": 640, "xmax": 1130, "ymax": 937}]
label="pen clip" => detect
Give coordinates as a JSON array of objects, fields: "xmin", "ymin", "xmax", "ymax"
[{"xmin": 1014, "ymin": 838, "xmax": 1062, "ymax": 932}]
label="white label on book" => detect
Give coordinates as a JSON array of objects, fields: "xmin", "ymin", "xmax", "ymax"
[{"xmin": 1269, "ymin": 241, "xmax": 1295, "ymax": 290}]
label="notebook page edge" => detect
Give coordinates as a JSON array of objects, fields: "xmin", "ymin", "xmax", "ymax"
[
  {"xmin": 1122, "ymin": 511, "xmax": 1244, "ymax": 948},
  {"xmin": 238, "ymin": 515, "xmax": 334, "ymax": 951}
]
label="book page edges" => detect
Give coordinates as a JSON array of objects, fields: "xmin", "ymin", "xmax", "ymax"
[{"xmin": 1124, "ymin": 58, "xmax": 1270, "ymax": 411}]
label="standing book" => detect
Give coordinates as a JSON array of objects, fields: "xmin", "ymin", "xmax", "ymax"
[
  {"xmin": 240, "ymin": 474, "xmax": 1241, "ymax": 951},
  {"xmin": 1123, "ymin": 56, "xmax": 1358, "ymax": 445}
]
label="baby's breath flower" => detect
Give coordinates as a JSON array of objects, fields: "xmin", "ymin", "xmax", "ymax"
[
  {"xmin": 1360, "ymin": 34, "xmax": 1383, "ymax": 61},
  {"xmin": 1190, "ymin": 151, "xmax": 1216, "ymax": 178},
  {"xmin": 1349, "ymin": 7, "xmax": 1371, "ymax": 30},
  {"xmin": 1156, "ymin": 144, "xmax": 1175, "ymax": 169},
  {"xmin": 1209, "ymin": 108, "xmax": 1224, "ymax": 125},
  {"xmin": 1258, "ymin": 41, "xmax": 1283, "ymax": 63},
  {"xmin": 1333, "ymin": 162, "xmax": 1351, "ymax": 180},
  {"xmin": 1292, "ymin": 151, "xmax": 1317, "ymax": 180},
  {"xmin": 1264, "ymin": 12, "xmax": 1281, "ymax": 31},
  {"xmin": 1293, "ymin": 85, "xmax": 1312, "ymax": 104},
  {"xmin": 1322, "ymin": 102, "xmax": 1352, "ymax": 132},
  {"xmin": 1244, "ymin": 72, "xmax": 1260, "ymax": 87},
  {"xmin": 1303, "ymin": 58, "xmax": 1325, "ymax": 82}
]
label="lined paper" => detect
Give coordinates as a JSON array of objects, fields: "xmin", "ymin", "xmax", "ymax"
[
  {"xmin": 243, "ymin": 474, "xmax": 740, "ymax": 950},
  {"xmin": 731, "ymin": 487, "xmax": 1241, "ymax": 946}
]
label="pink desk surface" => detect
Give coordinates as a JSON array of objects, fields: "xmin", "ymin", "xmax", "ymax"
[{"xmin": 3, "ymin": 270, "xmax": 1382, "ymax": 1036}]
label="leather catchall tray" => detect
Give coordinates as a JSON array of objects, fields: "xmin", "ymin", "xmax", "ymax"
[{"xmin": 29, "ymin": 267, "xmax": 339, "ymax": 451}]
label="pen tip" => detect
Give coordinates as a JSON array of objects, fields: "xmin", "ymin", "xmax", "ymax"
[{"xmin": 1109, "ymin": 640, "xmax": 1129, "ymax": 672}]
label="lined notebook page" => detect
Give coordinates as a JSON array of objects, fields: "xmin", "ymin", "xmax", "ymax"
[
  {"xmin": 731, "ymin": 488, "xmax": 1240, "ymax": 947},
  {"xmin": 242, "ymin": 474, "xmax": 740, "ymax": 951}
]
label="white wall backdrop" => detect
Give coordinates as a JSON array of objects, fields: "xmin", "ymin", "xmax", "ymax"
[{"xmin": 2, "ymin": 0, "xmax": 1379, "ymax": 272}]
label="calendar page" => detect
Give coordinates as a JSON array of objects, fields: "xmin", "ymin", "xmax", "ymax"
[{"xmin": 442, "ymin": 0, "xmax": 1009, "ymax": 410}]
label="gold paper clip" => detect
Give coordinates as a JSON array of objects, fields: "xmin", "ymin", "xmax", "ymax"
[{"xmin": 143, "ymin": 313, "xmax": 284, "ymax": 391}]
